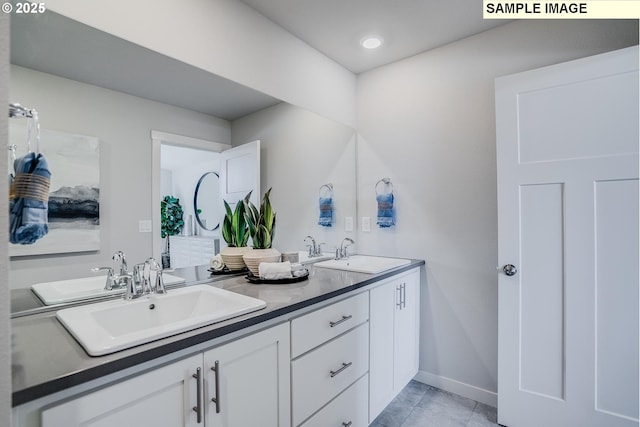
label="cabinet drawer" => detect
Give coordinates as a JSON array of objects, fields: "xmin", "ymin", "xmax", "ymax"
[
  {"xmin": 291, "ymin": 292, "xmax": 369, "ymax": 357},
  {"xmin": 291, "ymin": 322, "xmax": 369, "ymax": 426},
  {"xmin": 299, "ymin": 374, "xmax": 369, "ymax": 427}
]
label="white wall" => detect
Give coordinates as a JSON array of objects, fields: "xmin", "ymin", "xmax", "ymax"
[
  {"xmin": 44, "ymin": 0, "xmax": 357, "ymax": 128},
  {"xmin": 0, "ymin": 11, "xmax": 10, "ymax": 427},
  {"xmin": 356, "ymin": 19, "xmax": 639, "ymax": 405},
  {"xmin": 231, "ymin": 102, "xmax": 356, "ymax": 253},
  {"xmin": 9, "ymin": 66, "xmax": 230, "ymax": 288}
]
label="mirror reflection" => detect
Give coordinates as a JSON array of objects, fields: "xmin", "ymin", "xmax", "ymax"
[
  {"xmin": 9, "ymin": 9, "xmax": 356, "ymax": 316},
  {"xmin": 194, "ymin": 172, "xmax": 221, "ymax": 231}
]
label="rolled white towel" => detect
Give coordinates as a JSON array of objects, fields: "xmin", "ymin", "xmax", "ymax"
[
  {"xmin": 210, "ymin": 254, "xmax": 224, "ymax": 271},
  {"xmin": 259, "ymin": 261, "xmax": 292, "ymax": 280}
]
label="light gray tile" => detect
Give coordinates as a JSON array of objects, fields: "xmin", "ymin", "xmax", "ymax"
[
  {"xmin": 391, "ymin": 380, "xmax": 433, "ymax": 407},
  {"xmin": 467, "ymin": 403, "xmax": 499, "ymax": 426},
  {"xmin": 373, "ymin": 400, "xmax": 414, "ymax": 427},
  {"xmin": 401, "ymin": 406, "xmax": 467, "ymax": 427},
  {"xmin": 416, "ymin": 387, "xmax": 476, "ymax": 423}
]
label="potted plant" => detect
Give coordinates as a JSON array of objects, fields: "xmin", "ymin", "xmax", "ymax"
[
  {"xmin": 219, "ymin": 191, "xmax": 252, "ymax": 270},
  {"xmin": 160, "ymin": 195, "xmax": 184, "ymax": 268},
  {"xmin": 242, "ymin": 188, "xmax": 281, "ymax": 276}
]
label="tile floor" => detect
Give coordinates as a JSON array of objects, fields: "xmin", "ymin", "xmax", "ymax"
[{"xmin": 371, "ymin": 380, "xmax": 500, "ymax": 427}]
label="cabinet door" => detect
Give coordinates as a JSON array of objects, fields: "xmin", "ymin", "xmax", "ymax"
[
  {"xmin": 41, "ymin": 354, "xmax": 202, "ymax": 427},
  {"xmin": 203, "ymin": 322, "xmax": 290, "ymax": 427},
  {"xmin": 369, "ymin": 268, "xmax": 421, "ymax": 422},
  {"xmin": 369, "ymin": 282, "xmax": 396, "ymax": 422},
  {"xmin": 393, "ymin": 270, "xmax": 420, "ymax": 389}
]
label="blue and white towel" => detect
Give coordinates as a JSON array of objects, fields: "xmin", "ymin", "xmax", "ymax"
[
  {"xmin": 376, "ymin": 193, "xmax": 395, "ymax": 228},
  {"xmin": 10, "ymin": 152, "xmax": 51, "ymax": 244},
  {"xmin": 318, "ymin": 197, "xmax": 333, "ymax": 227}
]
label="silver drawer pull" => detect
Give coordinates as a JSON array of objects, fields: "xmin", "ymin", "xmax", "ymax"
[
  {"xmin": 342, "ymin": 422, "xmax": 352, "ymax": 427},
  {"xmin": 329, "ymin": 315, "xmax": 353, "ymax": 327},
  {"xmin": 330, "ymin": 362, "xmax": 352, "ymax": 378}
]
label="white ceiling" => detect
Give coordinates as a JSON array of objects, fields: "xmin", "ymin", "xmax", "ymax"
[
  {"xmin": 11, "ymin": 3, "xmax": 509, "ymax": 121},
  {"xmin": 238, "ymin": 0, "xmax": 509, "ymax": 74}
]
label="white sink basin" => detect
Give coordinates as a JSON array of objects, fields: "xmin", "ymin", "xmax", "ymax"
[
  {"xmin": 32, "ymin": 274, "xmax": 186, "ymax": 306},
  {"xmin": 313, "ymin": 255, "xmax": 411, "ymax": 274},
  {"xmin": 56, "ymin": 285, "xmax": 266, "ymax": 356}
]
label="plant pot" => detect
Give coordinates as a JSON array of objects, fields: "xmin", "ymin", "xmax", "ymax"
[
  {"xmin": 243, "ymin": 248, "xmax": 281, "ymax": 276},
  {"xmin": 220, "ymin": 246, "xmax": 251, "ymax": 271}
]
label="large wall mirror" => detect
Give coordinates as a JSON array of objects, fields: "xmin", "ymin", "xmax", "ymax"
[{"xmin": 9, "ymin": 8, "xmax": 356, "ymax": 315}]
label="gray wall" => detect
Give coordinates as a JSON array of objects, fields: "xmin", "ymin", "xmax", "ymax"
[
  {"xmin": 231, "ymin": 102, "xmax": 356, "ymax": 253},
  {"xmin": 9, "ymin": 66, "xmax": 230, "ymax": 288},
  {"xmin": 355, "ymin": 19, "xmax": 639, "ymax": 405}
]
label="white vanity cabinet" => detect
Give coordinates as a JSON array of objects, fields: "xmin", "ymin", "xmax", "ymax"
[
  {"xmin": 41, "ymin": 353, "xmax": 203, "ymax": 427},
  {"xmin": 40, "ymin": 323, "xmax": 290, "ymax": 427},
  {"xmin": 369, "ymin": 268, "xmax": 421, "ymax": 421},
  {"xmin": 290, "ymin": 292, "xmax": 370, "ymax": 427}
]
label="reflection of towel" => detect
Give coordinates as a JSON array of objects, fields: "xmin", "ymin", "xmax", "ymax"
[
  {"xmin": 10, "ymin": 152, "xmax": 51, "ymax": 244},
  {"xmin": 376, "ymin": 193, "xmax": 395, "ymax": 228},
  {"xmin": 318, "ymin": 197, "xmax": 333, "ymax": 227},
  {"xmin": 209, "ymin": 254, "xmax": 224, "ymax": 271},
  {"xmin": 259, "ymin": 261, "xmax": 292, "ymax": 280}
]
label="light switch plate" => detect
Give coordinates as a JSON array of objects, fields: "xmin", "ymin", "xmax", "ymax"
[
  {"xmin": 362, "ymin": 217, "xmax": 371, "ymax": 232},
  {"xmin": 139, "ymin": 220, "xmax": 152, "ymax": 233},
  {"xmin": 345, "ymin": 217, "xmax": 354, "ymax": 232}
]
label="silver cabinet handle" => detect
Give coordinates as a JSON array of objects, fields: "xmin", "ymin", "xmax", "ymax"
[
  {"xmin": 396, "ymin": 285, "xmax": 402, "ymax": 309},
  {"xmin": 211, "ymin": 360, "xmax": 221, "ymax": 413},
  {"xmin": 329, "ymin": 315, "xmax": 353, "ymax": 327},
  {"xmin": 192, "ymin": 367, "xmax": 202, "ymax": 424},
  {"xmin": 330, "ymin": 362, "xmax": 352, "ymax": 378},
  {"xmin": 342, "ymin": 422, "xmax": 352, "ymax": 427},
  {"xmin": 401, "ymin": 283, "xmax": 406, "ymax": 309}
]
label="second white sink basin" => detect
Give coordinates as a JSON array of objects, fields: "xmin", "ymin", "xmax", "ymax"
[
  {"xmin": 313, "ymin": 255, "xmax": 411, "ymax": 274},
  {"xmin": 56, "ymin": 285, "xmax": 266, "ymax": 356},
  {"xmin": 32, "ymin": 274, "xmax": 186, "ymax": 306}
]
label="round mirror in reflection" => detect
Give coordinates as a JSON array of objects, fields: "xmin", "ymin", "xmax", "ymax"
[{"xmin": 194, "ymin": 171, "xmax": 220, "ymax": 231}]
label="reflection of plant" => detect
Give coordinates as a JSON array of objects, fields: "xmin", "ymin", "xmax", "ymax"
[
  {"xmin": 161, "ymin": 196, "xmax": 184, "ymax": 238},
  {"xmin": 222, "ymin": 192, "xmax": 251, "ymax": 247},
  {"xmin": 244, "ymin": 188, "xmax": 276, "ymax": 249}
]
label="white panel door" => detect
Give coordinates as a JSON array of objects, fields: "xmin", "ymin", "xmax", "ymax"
[
  {"xmin": 219, "ymin": 140, "xmax": 260, "ymax": 210},
  {"xmin": 496, "ymin": 46, "xmax": 639, "ymax": 427}
]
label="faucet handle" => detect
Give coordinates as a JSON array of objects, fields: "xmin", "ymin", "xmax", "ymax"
[
  {"xmin": 92, "ymin": 267, "xmax": 115, "ymax": 290},
  {"xmin": 316, "ymin": 243, "xmax": 325, "ymax": 256},
  {"xmin": 155, "ymin": 270, "xmax": 167, "ymax": 295}
]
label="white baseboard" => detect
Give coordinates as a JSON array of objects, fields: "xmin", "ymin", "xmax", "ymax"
[{"xmin": 414, "ymin": 370, "xmax": 498, "ymax": 408}]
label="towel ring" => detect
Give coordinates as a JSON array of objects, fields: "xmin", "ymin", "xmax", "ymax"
[
  {"xmin": 375, "ymin": 178, "xmax": 394, "ymax": 196},
  {"xmin": 319, "ymin": 183, "xmax": 333, "ymax": 198}
]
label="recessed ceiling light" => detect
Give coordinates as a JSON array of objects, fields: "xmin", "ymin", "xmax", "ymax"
[{"xmin": 361, "ymin": 35, "xmax": 383, "ymax": 49}]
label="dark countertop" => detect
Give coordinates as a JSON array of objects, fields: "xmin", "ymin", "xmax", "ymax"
[{"xmin": 11, "ymin": 259, "xmax": 424, "ymax": 406}]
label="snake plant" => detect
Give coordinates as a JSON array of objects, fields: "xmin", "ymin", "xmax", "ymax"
[
  {"xmin": 244, "ymin": 188, "xmax": 276, "ymax": 249},
  {"xmin": 222, "ymin": 191, "xmax": 251, "ymax": 247}
]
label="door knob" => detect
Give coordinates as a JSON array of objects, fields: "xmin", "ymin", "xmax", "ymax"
[{"xmin": 502, "ymin": 264, "xmax": 518, "ymax": 276}]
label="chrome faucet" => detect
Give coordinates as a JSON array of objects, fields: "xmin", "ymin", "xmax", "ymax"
[
  {"xmin": 304, "ymin": 235, "xmax": 325, "ymax": 258},
  {"xmin": 92, "ymin": 251, "xmax": 132, "ymax": 290},
  {"xmin": 126, "ymin": 257, "xmax": 166, "ymax": 300},
  {"xmin": 335, "ymin": 237, "xmax": 355, "ymax": 260}
]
